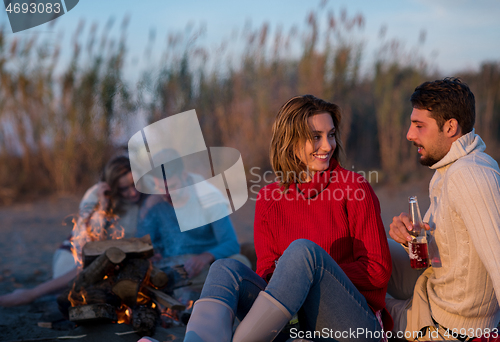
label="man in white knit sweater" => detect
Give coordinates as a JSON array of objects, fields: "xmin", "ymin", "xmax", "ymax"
[{"xmin": 387, "ymin": 78, "xmax": 500, "ymax": 341}]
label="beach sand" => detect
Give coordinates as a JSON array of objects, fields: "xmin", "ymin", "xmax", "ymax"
[{"xmin": 0, "ymin": 175, "xmax": 432, "ymax": 341}]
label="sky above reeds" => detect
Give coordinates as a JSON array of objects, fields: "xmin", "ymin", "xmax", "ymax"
[{"xmin": 1, "ymin": 0, "xmax": 499, "ymax": 80}]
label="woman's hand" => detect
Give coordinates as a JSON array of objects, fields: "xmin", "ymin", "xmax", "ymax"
[
  {"xmin": 184, "ymin": 252, "xmax": 215, "ymax": 278},
  {"xmin": 96, "ymin": 181, "xmax": 111, "ymax": 211},
  {"xmin": 389, "ymin": 212, "xmax": 431, "ymax": 245},
  {"xmin": 0, "ymin": 288, "xmax": 37, "ymax": 307}
]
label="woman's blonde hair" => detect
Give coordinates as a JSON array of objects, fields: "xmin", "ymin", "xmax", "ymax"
[{"xmin": 269, "ymin": 95, "xmax": 343, "ymax": 190}]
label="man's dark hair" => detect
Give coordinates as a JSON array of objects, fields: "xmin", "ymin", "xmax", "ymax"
[{"xmin": 410, "ymin": 77, "xmax": 475, "ymax": 134}]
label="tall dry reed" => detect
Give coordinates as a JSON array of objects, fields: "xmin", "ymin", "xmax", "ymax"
[{"xmin": 0, "ymin": 7, "xmax": 499, "ymax": 204}]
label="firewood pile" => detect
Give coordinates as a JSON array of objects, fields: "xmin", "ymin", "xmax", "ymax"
[{"xmin": 56, "ymin": 235, "xmax": 190, "ymax": 337}]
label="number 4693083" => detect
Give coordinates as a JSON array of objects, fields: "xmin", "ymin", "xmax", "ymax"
[{"xmin": 5, "ymin": 2, "xmax": 61, "ymax": 14}]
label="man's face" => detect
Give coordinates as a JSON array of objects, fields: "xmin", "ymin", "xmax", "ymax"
[
  {"xmin": 164, "ymin": 172, "xmax": 189, "ymax": 201},
  {"xmin": 165, "ymin": 174, "xmax": 184, "ymax": 193},
  {"xmin": 406, "ymin": 108, "xmax": 451, "ymax": 166}
]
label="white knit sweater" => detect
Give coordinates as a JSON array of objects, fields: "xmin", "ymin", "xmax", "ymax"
[{"xmin": 415, "ymin": 130, "xmax": 500, "ymax": 331}]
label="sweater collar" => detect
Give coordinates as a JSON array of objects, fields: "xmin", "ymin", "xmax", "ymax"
[
  {"xmin": 294, "ymin": 158, "xmax": 339, "ymax": 199},
  {"xmin": 430, "ymin": 129, "xmax": 486, "ymax": 170}
]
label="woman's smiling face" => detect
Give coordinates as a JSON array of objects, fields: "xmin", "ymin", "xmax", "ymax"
[{"xmin": 295, "ymin": 112, "xmax": 336, "ymax": 179}]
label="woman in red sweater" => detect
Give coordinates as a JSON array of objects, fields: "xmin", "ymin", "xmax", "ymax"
[{"xmin": 183, "ymin": 95, "xmax": 392, "ymax": 342}]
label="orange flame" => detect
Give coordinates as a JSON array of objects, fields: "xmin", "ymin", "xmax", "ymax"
[
  {"xmin": 69, "ymin": 209, "xmax": 124, "ymax": 269},
  {"xmin": 67, "ymin": 282, "xmax": 88, "ymax": 307},
  {"xmin": 143, "ymin": 261, "xmax": 153, "ymax": 287},
  {"xmin": 137, "ymin": 291, "xmax": 152, "ymax": 305},
  {"xmin": 67, "ymin": 208, "xmax": 125, "ymax": 308},
  {"xmin": 159, "ymin": 298, "xmax": 193, "ymax": 322},
  {"xmin": 162, "ymin": 308, "xmax": 178, "ymax": 320},
  {"xmin": 116, "ymin": 304, "xmax": 132, "ymax": 325}
]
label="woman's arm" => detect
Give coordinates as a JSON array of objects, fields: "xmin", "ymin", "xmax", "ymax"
[
  {"xmin": 339, "ymin": 180, "xmax": 392, "ymax": 291},
  {"xmin": 0, "ymin": 183, "xmax": 112, "ymax": 308},
  {"xmin": 0, "ymin": 268, "xmax": 77, "ymax": 307},
  {"xmin": 254, "ymin": 188, "xmax": 280, "ymax": 281}
]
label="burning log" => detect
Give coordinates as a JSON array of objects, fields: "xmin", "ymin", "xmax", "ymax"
[
  {"xmin": 73, "ymin": 247, "xmax": 126, "ymax": 292},
  {"xmin": 58, "ymin": 267, "xmax": 122, "ymax": 317},
  {"xmin": 56, "ymin": 236, "xmax": 192, "ymax": 334},
  {"xmin": 82, "ymin": 235, "xmax": 154, "ymax": 267},
  {"xmin": 131, "ymin": 305, "xmax": 159, "ymax": 337},
  {"xmin": 161, "ymin": 265, "xmax": 191, "ymax": 293},
  {"xmin": 57, "ymin": 247, "xmax": 124, "ymax": 317},
  {"xmin": 72, "ymin": 281, "xmax": 120, "ymax": 305},
  {"xmin": 68, "ymin": 303, "xmax": 118, "ymax": 323},
  {"xmin": 112, "ymin": 258, "xmax": 150, "ymax": 307},
  {"xmin": 145, "ymin": 286, "xmax": 186, "ymax": 311},
  {"xmin": 149, "ymin": 266, "xmax": 169, "ymax": 289}
]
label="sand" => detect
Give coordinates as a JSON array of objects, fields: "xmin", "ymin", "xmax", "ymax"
[{"xmin": 0, "ymin": 175, "xmax": 432, "ymax": 341}]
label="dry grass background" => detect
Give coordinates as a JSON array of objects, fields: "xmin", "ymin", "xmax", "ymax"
[{"xmin": 0, "ymin": 7, "xmax": 498, "ymax": 205}]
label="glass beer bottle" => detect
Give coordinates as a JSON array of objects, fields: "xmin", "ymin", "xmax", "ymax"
[{"xmin": 408, "ymin": 196, "xmax": 429, "ymax": 269}]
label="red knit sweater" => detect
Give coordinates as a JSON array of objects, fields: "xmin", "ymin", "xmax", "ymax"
[{"xmin": 254, "ymin": 160, "xmax": 393, "ymax": 330}]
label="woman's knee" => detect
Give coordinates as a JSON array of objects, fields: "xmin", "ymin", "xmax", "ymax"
[
  {"xmin": 208, "ymin": 258, "xmax": 251, "ymax": 279},
  {"xmin": 202, "ymin": 258, "xmax": 261, "ymax": 300},
  {"xmin": 211, "ymin": 257, "xmax": 247, "ymax": 269},
  {"xmin": 279, "ymin": 239, "xmax": 326, "ymax": 268},
  {"xmin": 286, "ymin": 239, "xmax": 322, "ymax": 256},
  {"xmin": 289, "ymin": 238, "xmax": 319, "ymax": 249}
]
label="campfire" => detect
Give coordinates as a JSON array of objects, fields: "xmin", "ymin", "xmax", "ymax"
[{"xmin": 56, "ymin": 215, "xmax": 192, "ymax": 337}]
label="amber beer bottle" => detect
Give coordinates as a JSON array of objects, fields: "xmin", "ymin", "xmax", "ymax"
[{"xmin": 408, "ymin": 196, "xmax": 429, "ymax": 269}]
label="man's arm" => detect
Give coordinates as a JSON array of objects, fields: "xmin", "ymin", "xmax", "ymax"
[
  {"xmin": 184, "ymin": 204, "xmax": 239, "ymax": 278},
  {"xmin": 449, "ymin": 166, "xmax": 500, "ymax": 296},
  {"xmin": 136, "ymin": 202, "xmax": 163, "ymax": 259},
  {"xmin": 205, "ymin": 209, "xmax": 240, "ymax": 260}
]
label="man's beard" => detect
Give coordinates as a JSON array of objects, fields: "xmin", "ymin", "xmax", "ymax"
[
  {"xmin": 417, "ymin": 146, "xmax": 447, "ymax": 166},
  {"xmin": 419, "ymin": 155, "xmax": 441, "ymax": 166}
]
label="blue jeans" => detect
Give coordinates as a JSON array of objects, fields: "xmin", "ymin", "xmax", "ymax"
[{"xmin": 200, "ymin": 239, "xmax": 382, "ymax": 341}]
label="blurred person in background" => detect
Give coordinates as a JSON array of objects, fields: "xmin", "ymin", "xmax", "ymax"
[
  {"xmin": 0, "ymin": 156, "xmax": 147, "ymax": 307},
  {"xmin": 136, "ymin": 148, "xmax": 249, "ymax": 298}
]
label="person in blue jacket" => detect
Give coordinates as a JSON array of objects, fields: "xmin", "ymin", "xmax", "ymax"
[{"xmin": 136, "ymin": 151, "xmax": 247, "ymax": 290}]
